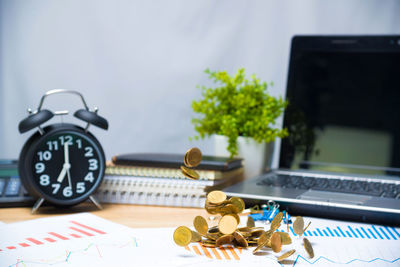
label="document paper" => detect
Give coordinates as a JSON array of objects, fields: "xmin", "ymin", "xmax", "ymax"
[{"xmin": 0, "ymin": 213, "xmax": 399, "ymax": 266}]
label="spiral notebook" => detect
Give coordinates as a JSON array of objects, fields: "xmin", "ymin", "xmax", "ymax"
[
  {"xmin": 96, "ymin": 176, "xmax": 207, "ymax": 207},
  {"xmin": 105, "ymin": 161, "xmax": 244, "ymax": 180},
  {"xmin": 98, "ymin": 154, "xmax": 244, "ymax": 208},
  {"xmin": 96, "ymin": 172, "xmax": 244, "ymax": 208}
]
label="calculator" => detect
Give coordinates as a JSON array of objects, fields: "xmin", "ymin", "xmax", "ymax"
[{"xmin": 0, "ymin": 160, "xmax": 34, "ymax": 207}]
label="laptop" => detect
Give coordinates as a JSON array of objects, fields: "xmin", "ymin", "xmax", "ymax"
[{"xmin": 224, "ymin": 35, "xmax": 400, "ymax": 225}]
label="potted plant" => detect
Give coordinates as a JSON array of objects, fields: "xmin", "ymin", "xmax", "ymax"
[{"xmin": 191, "ymin": 68, "xmax": 288, "ymax": 178}]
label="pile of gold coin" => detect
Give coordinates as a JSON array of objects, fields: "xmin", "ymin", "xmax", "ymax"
[
  {"xmin": 180, "ymin": 147, "xmax": 202, "ymax": 180},
  {"xmin": 173, "ymin": 190, "xmax": 315, "ymax": 262}
]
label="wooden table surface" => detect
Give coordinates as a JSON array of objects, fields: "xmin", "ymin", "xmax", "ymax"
[{"xmin": 0, "ymin": 204, "xmax": 209, "ymax": 228}]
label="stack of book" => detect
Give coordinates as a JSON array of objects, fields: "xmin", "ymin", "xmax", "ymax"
[{"xmin": 95, "ymin": 153, "xmax": 244, "ymax": 208}]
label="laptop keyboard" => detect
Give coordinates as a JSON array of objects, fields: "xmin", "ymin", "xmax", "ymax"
[{"xmin": 257, "ymin": 174, "xmax": 400, "ymax": 199}]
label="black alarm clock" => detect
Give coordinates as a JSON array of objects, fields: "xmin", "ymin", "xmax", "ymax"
[{"xmin": 18, "ymin": 89, "xmax": 108, "ymax": 213}]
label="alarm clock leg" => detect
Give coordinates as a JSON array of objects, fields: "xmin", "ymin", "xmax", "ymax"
[
  {"xmin": 31, "ymin": 197, "xmax": 45, "ymax": 214},
  {"xmin": 89, "ymin": 195, "xmax": 103, "ymax": 210}
]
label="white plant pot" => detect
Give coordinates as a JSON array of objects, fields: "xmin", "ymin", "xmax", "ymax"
[{"xmin": 214, "ymin": 135, "xmax": 274, "ymax": 179}]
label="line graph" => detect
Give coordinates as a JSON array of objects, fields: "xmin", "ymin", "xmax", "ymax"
[
  {"xmin": 7, "ymin": 238, "xmax": 139, "ymax": 267},
  {"xmin": 290, "ymin": 255, "xmax": 400, "ymax": 266}
]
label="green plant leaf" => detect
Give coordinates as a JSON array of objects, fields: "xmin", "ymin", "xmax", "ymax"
[{"xmin": 191, "ymin": 68, "xmax": 288, "ymax": 158}]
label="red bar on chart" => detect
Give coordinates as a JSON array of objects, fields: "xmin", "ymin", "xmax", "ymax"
[
  {"xmin": 219, "ymin": 247, "xmax": 231, "ymax": 260},
  {"xmin": 70, "ymin": 221, "xmax": 106, "ymax": 234},
  {"xmin": 49, "ymin": 232, "xmax": 69, "ymax": 240},
  {"xmin": 7, "ymin": 246, "xmax": 16, "ymax": 250},
  {"xmin": 26, "ymin": 238, "xmax": 44, "ymax": 245},
  {"xmin": 200, "ymin": 246, "xmax": 212, "ymax": 259},
  {"xmin": 70, "ymin": 227, "xmax": 94, "ymax": 236},
  {"xmin": 19, "ymin": 243, "xmax": 30, "ymax": 247},
  {"xmin": 227, "ymin": 246, "xmax": 240, "ymax": 260},
  {"xmin": 44, "ymin": 237, "xmax": 56, "ymax": 243},
  {"xmin": 70, "ymin": 233, "xmax": 82, "ymax": 238}
]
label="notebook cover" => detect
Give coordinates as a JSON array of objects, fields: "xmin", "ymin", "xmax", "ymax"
[{"xmin": 112, "ymin": 153, "xmax": 242, "ymax": 171}]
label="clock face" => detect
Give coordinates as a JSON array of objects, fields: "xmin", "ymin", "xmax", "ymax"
[{"xmin": 27, "ymin": 129, "xmax": 105, "ymax": 203}]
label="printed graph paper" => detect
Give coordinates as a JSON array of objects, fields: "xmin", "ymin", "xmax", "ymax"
[{"xmin": 0, "ymin": 214, "xmax": 399, "ymax": 267}]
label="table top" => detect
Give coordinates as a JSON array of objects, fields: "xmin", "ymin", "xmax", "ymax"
[{"xmin": 0, "ymin": 203, "xmax": 208, "ymax": 228}]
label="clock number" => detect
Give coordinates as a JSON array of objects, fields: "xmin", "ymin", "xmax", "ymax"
[
  {"xmin": 76, "ymin": 139, "xmax": 82, "ymax": 149},
  {"xmin": 88, "ymin": 159, "xmax": 98, "ymax": 170},
  {"xmin": 51, "ymin": 183, "xmax": 61, "ymax": 194},
  {"xmin": 76, "ymin": 182, "xmax": 85, "ymax": 193},
  {"xmin": 39, "ymin": 174, "xmax": 50, "ymax": 186},
  {"xmin": 46, "ymin": 141, "xmax": 59, "ymax": 151},
  {"xmin": 63, "ymin": 186, "xmax": 73, "ymax": 197},
  {"xmin": 35, "ymin": 162, "xmax": 45, "ymax": 173},
  {"xmin": 84, "ymin": 147, "xmax": 94, "ymax": 157},
  {"xmin": 59, "ymin": 135, "xmax": 73, "ymax": 145},
  {"xmin": 37, "ymin": 151, "xmax": 52, "ymax": 161},
  {"xmin": 84, "ymin": 172, "xmax": 94, "ymax": 183}
]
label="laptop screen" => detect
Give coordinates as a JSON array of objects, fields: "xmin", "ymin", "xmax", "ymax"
[{"xmin": 279, "ymin": 36, "xmax": 400, "ymax": 177}]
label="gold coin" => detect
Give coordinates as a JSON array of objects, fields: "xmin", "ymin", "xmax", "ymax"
[
  {"xmin": 257, "ymin": 229, "xmax": 273, "ymax": 246},
  {"xmin": 229, "ymin": 197, "xmax": 245, "ymax": 213},
  {"xmin": 185, "ymin": 147, "xmax": 202, "ymax": 167},
  {"xmin": 233, "ymin": 231, "xmax": 248, "ymax": 248},
  {"xmin": 238, "ymin": 231, "xmax": 251, "ymax": 238},
  {"xmin": 215, "ymin": 234, "xmax": 234, "ymax": 247},
  {"xmin": 208, "ymin": 226, "xmax": 220, "ymax": 233},
  {"xmin": 270, "ymin": 212, "xmax": 283, "ymax": 231},
  {"xmin": 278, "ymin": 232, "xmax": 292, "ymax": 245},
  {"xmin": 207, "ymin": 191, "xmax": 227, "ymax": 205},
  {"xmin": 237, "ymin": 226, "xmax": 251, "ymax": 232},
  {"xmin": 303, "ymin": 238, "xmax": 314, "ymax": 258},
  {"xmin": 250, "ymin": 229, "xmax": 265, "ymax": 238},
  {"xmin": 219, "ymin": 204, "xmax": 239, "ymax": 215},
  {"xmin": 247, "ymin": 216, "xmax": 255, "ymax": 228},
  {"xmin": 206, "ymin": 233, "xmax": 220, "ymax": 240},
  {"xmin": 204, "ymin": 201, "xmax": 219, "ymax": 214},
  {"xmin": 277, "ymin": 249, "xmax": 296, "ymax": 262},
  {"xmin": 218, "ymin": 215, "xmax": 238, "ymax": 235},
  {"xmin": 293, "ymin": 216, "xmax": 305, "ymax": 235},
  {"xmin": 193, "ymin": 216, "xmax": 208, "ymax": 236},
  {"xmin": 201, "ymin": 242, "xmax": 216, "ymax": 248},
  {"xmin": 191, "ymin": 230, "xmax": 202, "ymax": 242},
  {"xmin": 231, "ymin": 213, "xmax": 241, "ymax": 224},
  {"xmin": 173, "ymin": 226, "xmax": 193, "ymax": 246},
  {"xmin": 180, "ymin": 165, "xmax": 200, "ymax": 180},
  {"xmin": 270, "ymin": 232, "xmax": 282, "ymax": 253},
  {"xmin": 248, "ymin": 242, "xmax": 258, "ymax": 247},
  {"xmin": 184, "ymin": 152, "xmax": 190, "ymax": 167},
  {"xmin": 253, "ymin": 239, "xmax": 268, "ymax": 254}
]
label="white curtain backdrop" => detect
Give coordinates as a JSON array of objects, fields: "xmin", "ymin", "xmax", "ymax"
[{"xmin": 1, "ymin": 0, "xmax": 399, "ymax": 168}]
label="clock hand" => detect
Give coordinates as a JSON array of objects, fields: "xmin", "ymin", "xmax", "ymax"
[
  {"xmin": 57, "ymin": 142, "xmax": 71, "ymax": 183},
  {"xmin": 56, "ymin": 167, "xmax": 67, "ymax": 183},
  {"xmin": 64, "ymin": 142, "xmax": 70, "ymax": 164},
  {"xmin": 64, "ymin": 141, "xmax": 73, "ymax": 193},
  {"xmin": 66, "ymin": 168, "xmax": 73, "ymax": 193}
]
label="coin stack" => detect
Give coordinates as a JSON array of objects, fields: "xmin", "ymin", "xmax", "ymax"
[
  {"xmin": 173, "ymin": 190, "xmax": 315, "ymax": 262},
  {"xmin": 180, "ymin": 147, "xmax": 202, "ymax": 180}
]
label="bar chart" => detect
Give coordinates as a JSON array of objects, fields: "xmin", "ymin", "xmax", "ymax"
[
  {"xmin": 284, "ymin": 224, "xmax": 399, "ymax": 241},
  {"xmin": 0, "ymin": 220, "xmax": 107, "ymax": 252}
]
